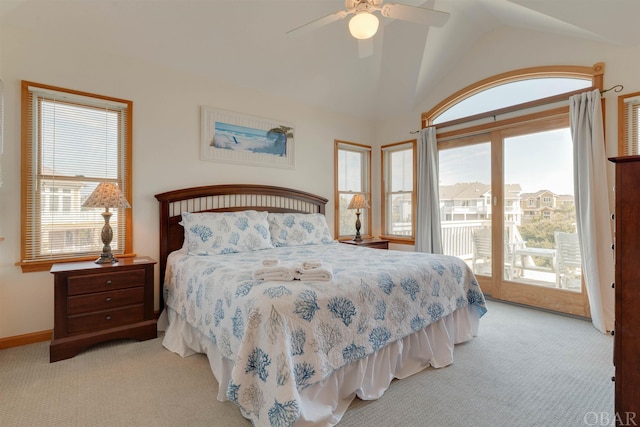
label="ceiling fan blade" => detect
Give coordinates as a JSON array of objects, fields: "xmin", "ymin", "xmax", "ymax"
[
  {"xmin": 381, "ymin": 3, "xmax": 450, "ymax": 27},
  {"xmin": 286, "ymin": 11, "xmax": 348, "ymax": 37},
  {"xmin": 358, "ymin": 38, "xmax": 374, "ymax": 58}
]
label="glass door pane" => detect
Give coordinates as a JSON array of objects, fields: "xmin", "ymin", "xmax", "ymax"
[
  {"xmin": 439, "ymin": 139, "xmax": 492, "ymax": 276},
  {"xmin": 503, "ymin": 127, "xmax": 582, "ymax": 291}
]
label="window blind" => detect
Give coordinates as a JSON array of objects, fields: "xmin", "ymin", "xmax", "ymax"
[
  {"xmin": 621, "ymin": 94, "xmax": 640, "ymax": 155},
  {"xmin": 22, "ymin": 82, "xmax": 131, "ymax": 264}
]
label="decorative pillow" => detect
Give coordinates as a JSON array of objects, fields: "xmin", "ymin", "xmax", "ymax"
[
  {"xmin": 182, "ymin": 210, "xmax": 273, "ymax": 255},
  {"xmin": 267, "ymin": 213, "xmax": 334, "ymax": 247}
]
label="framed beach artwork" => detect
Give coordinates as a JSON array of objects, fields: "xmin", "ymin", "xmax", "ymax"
[{"xmin": 201, "ymin": 107, "xmax": 295, "ymax": 169}]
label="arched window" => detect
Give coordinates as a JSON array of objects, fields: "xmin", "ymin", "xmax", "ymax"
[
  {"xmin": 433, "ymin": 78, "xmax": 592, "ymax": 124},
  {"xmin": 422, "ymin": 63, "xmax": 604, "ymax": 317},
  {"xmin": 423, "ymin": 64, "xmax": 602, "ymax": 128}
]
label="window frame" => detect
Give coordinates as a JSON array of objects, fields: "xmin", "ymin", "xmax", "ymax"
[
  {"xmin": 380, "ymin": 139, "xmax": 416, "ymax": 243},
  {"xmin": 334, "ymin": 140, "xmax": 372, "ymax": 240},
  {"xmin": 19, "ymin": 81, "xmax": 133, "ymax": 272},
  {"xmin": 423, "ymin": 63, "xmax": 603, "ymax": 128}
]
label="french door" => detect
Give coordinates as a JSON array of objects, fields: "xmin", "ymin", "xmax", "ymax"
[{"xmin": 439, "ymin": 114, "xmax": 589, "ymax": 317}]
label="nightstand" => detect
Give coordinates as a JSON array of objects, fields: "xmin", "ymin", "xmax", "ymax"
[
  {"xmin": 49, "ymin": 257, "xmax": 157, "ymax": 362},
  {"xmin": 340, "ymin": 238, "xmax": 389, "ymax": 250}
]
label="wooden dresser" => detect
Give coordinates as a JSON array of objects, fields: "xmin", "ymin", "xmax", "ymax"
[
  {"xmin": 50, "ymin": 257, "xmax": 157, "ymax": 362},
  {"xmin": 609, "ymin": 156, "xmax": 640, "ymax": 418}
]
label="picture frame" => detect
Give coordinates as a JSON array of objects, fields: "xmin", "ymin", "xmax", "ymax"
[{"xmin": 201, "ymin": 106, "xmax": 295, "ymax": 169}]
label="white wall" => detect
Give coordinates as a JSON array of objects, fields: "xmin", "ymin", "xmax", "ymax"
[{"xmin": 0, "ymin": 24, "xmax": 373, "ymax": 339}]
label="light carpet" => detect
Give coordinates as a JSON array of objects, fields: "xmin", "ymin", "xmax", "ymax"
[{"xmin": 0, "ymin": 300, "xmax": 614, "ymax": 427}]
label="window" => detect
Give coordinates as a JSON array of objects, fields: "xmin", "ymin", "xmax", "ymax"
[
  {"xmin": 335, "ymin": 140, "xmax": 371, "ymax": 239},
  {"xmin": 382, "ymin": 140, "xmax": 416, "ymax": 241},
  {"xmin": 619, "ymin": 91, "xmax": 640, "ymax": 155},
  {"xmin": 20, "ymin": 81, "xmax": 132, "ymax": 272},
  {"xmin": 433, "ymin": 77, "xmax": 592, "ymax": 124},
  {"xmin": 424, "ymin": 63, "xmax": 603, "ymax": 317}
]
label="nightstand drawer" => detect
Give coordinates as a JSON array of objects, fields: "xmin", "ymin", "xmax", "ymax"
[
  {"xmin": 68, "ymin": 270, "xmax": 145, "ymax": 295},
  {"xmin": 67, "ymin": 288, "xmax": 145, "ymax": 316},
  {"xmin": 362, "ymin": 241, "xmax": 389, "ymax": 250},
  {"xmin": 67, "ymin": 304, "xmax": 144, "ymax": 335}
]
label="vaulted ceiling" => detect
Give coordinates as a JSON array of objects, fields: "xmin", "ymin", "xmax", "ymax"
[{"xmin": 2, "ymin": 0, "xmax": 639, "ymax": 121}]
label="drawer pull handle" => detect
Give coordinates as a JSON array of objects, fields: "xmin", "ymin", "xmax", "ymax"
[
  {"xmin": 105, "ymin": 315, "xmax": 112, "ymax": 321},
  {"xmin": 105, "ymin": 297, "xmax": 112, "ymax": 303},
  {"xmin": 106, "ymin": 280, "xmax": 112, "ymax": 285}
]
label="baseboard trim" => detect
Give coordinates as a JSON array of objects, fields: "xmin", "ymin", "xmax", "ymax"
[
  {"xmin": 1, "ymin": 311, "xmax": 162, "ymax": 350},
  {"xmin": 484, "ymin": 295, "xmax": 591, "ymax": 322},
  {"xmin": 0, "ymin": 330, "xmax": 52, "ymax": 349}
]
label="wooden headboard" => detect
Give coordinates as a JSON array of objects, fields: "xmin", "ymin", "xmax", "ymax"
[{"xmin": 154, "ymin": 184, "xmax": 328, "ymax": 308}]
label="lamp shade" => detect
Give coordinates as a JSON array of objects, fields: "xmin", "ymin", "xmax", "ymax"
[
  {"xmin": 348, "ymin": 12, "xmax": 379, "ymax": 40},
  {"xmin": 348, "ymin": 194, "xmax": 370, "ymax": 210},
  {"xmin": 82, "ymin": 182, "xmax": 130, "ymax": 209}
]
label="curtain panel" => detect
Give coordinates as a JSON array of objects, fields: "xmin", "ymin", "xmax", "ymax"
[
  {"xmin": 415, "ymin": 126, "xmax": 443, "ymax": 254},
  {"xmin": 569, "ymin": 89, "xmax": 615, "ymax": 333}
]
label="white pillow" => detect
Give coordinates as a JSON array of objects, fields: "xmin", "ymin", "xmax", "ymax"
[
  {"xmin": 267, "ymin": 213, "xmax": 334, "ymax": 247},
  {"xmin": 182, "ymin": 210, "xmax": 273, "ymax": 255}
]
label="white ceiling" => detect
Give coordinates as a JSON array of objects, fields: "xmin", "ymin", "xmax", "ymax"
[{"xmin": 2, "ymin": 0, "xmax": 639, "ymax": 121}]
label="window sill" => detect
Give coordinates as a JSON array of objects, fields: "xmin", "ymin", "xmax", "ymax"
[{"xmin": 17, "ymin": 253, "xmax": 138, "ymax": 273}]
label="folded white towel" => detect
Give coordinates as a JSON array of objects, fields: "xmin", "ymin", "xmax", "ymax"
[
  {"xmin": 262, "ymin": 259, "xmax": 280, "ymax": 266},
  {"xmin": 301, "ymin": 260, "xmax": 323, "ymax": 270},
  {"xmin": 253, "ymin": 262, "xmax": 295, "ymax": 281},
  {"xmin": 293, "ymin": 263, "xmax": 333, "ymax": 282}
]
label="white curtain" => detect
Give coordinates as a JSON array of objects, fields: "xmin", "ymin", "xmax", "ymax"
[
  {"xmin": 570, "ymin": 89, "xmax": 615, "ymax": 333},
  {"xmin": 415, "ymin": 126, "xmax": 442, "ymax": 254}
]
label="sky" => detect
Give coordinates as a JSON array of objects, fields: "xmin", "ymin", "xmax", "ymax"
[
  {"xmin": 440, "ymin": 127, "xmax": 575, "ymax": 196},
  {"xmin": 435, "ymin": 78, "xmax": 591, "ymax": 124}
]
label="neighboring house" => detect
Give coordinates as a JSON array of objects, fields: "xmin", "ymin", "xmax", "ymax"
[
  {"xmin": 440, "ymin": 182, "xmax": 491, "ymax": 222},
  {"xmin": 390, "ymin": 193, "xmax": 413, "ymax": 236},
  {"xmin": 520, "ymin": 190, "xmax": 575, "ymax": 222},
  {"xmin": 440, "ymin": 182, "xmax": 522, "ymax": 224},
  {"xmin": 39, "ymin": 179, "xmax": 101, "ymax": 256}
]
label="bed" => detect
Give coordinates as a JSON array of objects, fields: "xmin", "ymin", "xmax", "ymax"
[{"xmin": 155, "ymin": 184, "xmax": 486, "ymax": 427}]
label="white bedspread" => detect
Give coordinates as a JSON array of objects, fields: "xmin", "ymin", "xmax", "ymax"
[{"xmin": 162, "ymin": 243, "xmax": 486, "ymax": 427}]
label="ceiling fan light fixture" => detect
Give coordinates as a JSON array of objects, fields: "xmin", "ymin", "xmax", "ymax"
[{"xmin": 348, "ymin": 12, "xmax": 379, "ymax": 40}]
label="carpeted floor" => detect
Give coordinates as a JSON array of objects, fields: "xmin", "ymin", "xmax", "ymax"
[{"xmin": 0, "ymin": 300, "xmax": 614, "ymax": 427}]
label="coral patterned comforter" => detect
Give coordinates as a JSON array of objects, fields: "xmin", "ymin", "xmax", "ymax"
[{"xmin": 164, "ymin": 242, "xmax": 486, "ymax": 427}]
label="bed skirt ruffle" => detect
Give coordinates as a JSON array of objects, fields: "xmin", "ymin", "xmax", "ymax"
[{"xmin": 158, "ymin": 305, "xmax": 480, "ymax": 426}]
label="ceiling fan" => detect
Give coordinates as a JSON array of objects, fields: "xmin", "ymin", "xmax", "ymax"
[{"xmin": 286, "ymin": 0, "xmax": 450, "ymax": 44}]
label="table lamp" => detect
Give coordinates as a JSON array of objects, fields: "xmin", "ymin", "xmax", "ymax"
[
  {"xmin": 82, "ymin": 182, "xmax": 130, "ymax": 264},
  {"xmin": 347, "ymin": 194, "xmax": 370, "ymax": 242}
]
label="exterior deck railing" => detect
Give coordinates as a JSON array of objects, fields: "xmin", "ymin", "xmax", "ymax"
[{"xmin": 441, "ymin": 220, "xmax": 489, "ymax": 260}]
